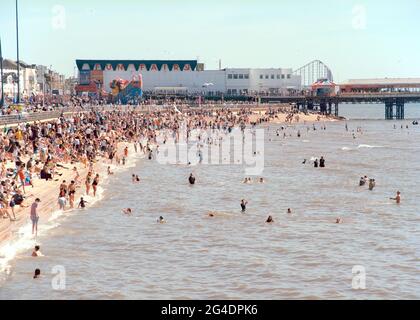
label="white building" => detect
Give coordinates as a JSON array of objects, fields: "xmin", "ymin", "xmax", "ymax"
[
  {"xmin": 1, "ymin": 59, "xmax": 39, "ymax": 99},
  {"xmin": 75, "ymin": 59, "xmax": 301, "ymax": 96}
]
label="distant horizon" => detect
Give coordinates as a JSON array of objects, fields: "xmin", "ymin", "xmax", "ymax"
[{"xmin": 1, "ymin": 0, "xmax": 419, "ymax": 81}]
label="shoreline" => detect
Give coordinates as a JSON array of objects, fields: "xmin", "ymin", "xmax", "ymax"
[
  {"xmin": 0, "ymin": 141, "xmax": 141, "ymax": 270},
  {"xmin": 0, "ymin": 106, "xmax": 340, "ymax": 270}
]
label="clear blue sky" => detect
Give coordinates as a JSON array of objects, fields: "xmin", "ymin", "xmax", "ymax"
[{"xmin": 1, "ymin": 0, "xmax": 419, "ymax": 81}]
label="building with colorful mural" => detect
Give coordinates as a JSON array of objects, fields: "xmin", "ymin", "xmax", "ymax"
[{"xmin": 75, "ymin": 59, "xmax": 301, "ymax": 99}]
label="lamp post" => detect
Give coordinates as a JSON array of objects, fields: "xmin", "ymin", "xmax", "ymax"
[
  {"xmin": 0, "ymin": 37, "xmax": 4, "ymax": 108},
  {"xmin": 16, "ymin": 0, "xmax": 20, "ymax": 103}
]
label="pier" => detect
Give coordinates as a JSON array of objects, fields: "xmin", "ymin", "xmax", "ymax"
[{"xmin": 254, "ymin": 92, "xmax": 420, "ymax": 120}]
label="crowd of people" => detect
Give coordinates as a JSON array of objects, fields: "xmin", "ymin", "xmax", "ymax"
[{"xmin": 0, "ymin": 102, "xmax": 405, "ymax": 281}]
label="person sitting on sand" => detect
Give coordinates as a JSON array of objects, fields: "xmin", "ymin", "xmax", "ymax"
[
  {"xmin": 122, "ymin": 208, "xmax": 132, "ymax": 215},
  {"xmin": 32, "ymin": 245, "xmax": 43, "ymax": 257},
  {"xmin": 266, "ymin": 215, "xmax": 274, "ymax": 223}
]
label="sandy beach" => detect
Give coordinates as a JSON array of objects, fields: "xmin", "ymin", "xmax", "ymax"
[{"xmin": 0, "ymin": 107, "xmax": 338, "ymax": 262}]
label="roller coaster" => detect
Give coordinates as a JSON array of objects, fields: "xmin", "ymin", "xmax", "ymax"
[{"xmin": 293, "ymin": 60, "xmax": 334, "ymax": 87}]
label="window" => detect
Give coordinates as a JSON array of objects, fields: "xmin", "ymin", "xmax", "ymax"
[
  {"xmin": 239, "ymin": 74, "xmax": 244, "ymax": 79},
  {"xmin": 287, "ymin": 74, "xmax": 291, "ymax": 79},
  {"xmin": 228, "ymin": 74, "xmax": 233, "ymax": 79},
  {"xmin": 271, "ymin": 74, "xmax": 274, "ymax": 79},
  {"xmin": 233, "ymin": 74, "xmax": 238, "ymax": 79},
  {"xmin": 227, "ymin": 89, "xmax": 232, "ymax": 95},
  {"xmin": 265, "ymin": 75, "xmax": 269, "ymax": 79},
  {"xmin": 281, "ymin": 74, "xmax": 285, "ymax": 79},
  {"xmin": 260, "ymin": 75, "xmax": 263, "ymax": 79},
  {"xmin": 277, "ymin": 75, "xmax": 280, "ymax": 79},
  {"xmin": 244, "ymin": 74, "xmax": 249, "ymax": 79}
]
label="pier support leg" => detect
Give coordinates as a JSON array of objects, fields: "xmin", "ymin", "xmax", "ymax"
[
  {"xmin": 396, "ymin": 98, "xmax": 405, "ymax": 120},
  {"xmin": 334, "ymin": 102, "xmax": 339, "ymax": 117},
  {"xmin": 328, "ymin": 101, "xmax": 332, "ymax": 115},
  {"xmin": 307, "ymin": 100, "xmax": 314, "ymax": 110},
  {"xmin": 320, "ymin": 100, "xmax": 327, "ymax": 114},
  {"xmin": 385, "ymin": 99, "xmax": 394, "ymax": 120}
]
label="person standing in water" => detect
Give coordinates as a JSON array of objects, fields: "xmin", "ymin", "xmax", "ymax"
[
  {"xmin": 189, "ymin": 173, "xmax": 196, "ymax": 185},
  {"xmin": 390, "ymin": 191, "xmax": 401, "ymax": 204},
  {"xmin": 85, "ymin": 172, "xmax": 92, "ymax": 195},
  {"xmin": 319, "ymin": 156, "xmax": 325, "ymax": 168},
  {"xmin": 241, "ymin": 199, "xmax": 248, "ymax": 212},
  {"xmin": 92, "ymin": 174, "xmax": 100, "ymax": 197},
  {"xmin": 68, "ymin": 181, "xmax": 76, "ymax": 209},
  {"xmin": 30, "ymin": 198, "xmax": 40, "ymax": 236},
  {"xmin": 369, "ymin": 179, "xmax": 376, "ymax": 191}
]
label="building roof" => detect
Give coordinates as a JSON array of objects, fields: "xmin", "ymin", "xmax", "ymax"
[
  {"xmin": 2, "ymin": 59, "xmax": 36, "ymax": 70},
  {"xmin": 345, "ymin": 78, "xmax": 420, "ymax": 85},
  {"xmin": 76, "ymin": 59, "xmax": 198, "ymax": 71}
]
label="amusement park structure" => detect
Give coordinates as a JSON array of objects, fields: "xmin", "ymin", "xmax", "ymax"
[{"xmin": 293, "ymin": 60, "xmax": 334, "ymax": 87}]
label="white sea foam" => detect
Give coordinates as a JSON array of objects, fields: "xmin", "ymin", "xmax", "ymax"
[
  {"xmin": 357, "ymin": 144, "xmax": 384, "ymax": 149},
  {"xmin": 0, "ymin": 214, "xmax": 62, "ymax": 272},
  {"xmin": 0, "ymin": 146, "xmax": 145, "ymax": 273}
]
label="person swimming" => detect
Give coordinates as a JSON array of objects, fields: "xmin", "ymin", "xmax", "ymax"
[
  {"xmin": 122, "ymin": 208, "xmax": 132, "ymax": 215},
  {"xmin": 241, "ymin": 199, "xmax": 248, "ymax": 212},
  {"xmin": 107, "ymin": 166, "xmax": 114, "ymax": 175},
  {"xmin": 31, "ymin": 245, "xmax": 43, "ymax": 257},
  {"xmin": 359, "ymin": 176, "xmax": 367, "ymax": 186},
  {"xmin": 266, "ymin": 215, "xmax": 274, "ymax": 223},
  {"xmin": 287, "ymin": 208, "xmax": 292, "ymax": 214},
  {"xmin": 157, "ymin": 216, "xmax": 166, "ymax": 223},
  {"xmin": 33, "ymin": 268, "xmax": 41, "ymax": 279},
  {"xmin": 259, "ymin": 178, "xmax": 265, "ymax": 183},
  {"xmin": 189, "ymin": 173, "xmax": 196, "ymax": 185},
  {"xmin": 336, "ymin": 218, "xmax": 343, "ymax": 224}
]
